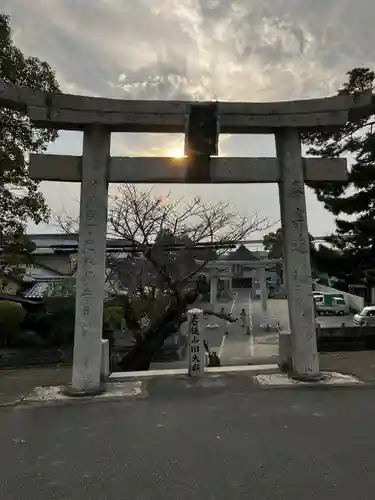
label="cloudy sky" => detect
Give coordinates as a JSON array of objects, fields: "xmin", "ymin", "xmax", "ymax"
[{"xmin": 3, "ymin": 0, "xmax": 375, "ymax": 239}]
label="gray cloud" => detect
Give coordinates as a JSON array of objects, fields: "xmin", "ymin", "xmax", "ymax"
[
  {"xmin": 5, "ymin": 0, "xmax": 375, "ymax": 103},
  {"xmin": 2, "ymin": 0, "xmax": 375, "ymax": 237}
]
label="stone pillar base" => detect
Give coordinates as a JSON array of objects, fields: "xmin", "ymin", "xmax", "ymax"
[
  {"xmin": 62, "ymin": 384, "xmax": 107, "ymax": 398},
  {"xmin": 278, "ymin": 330, "xmax": 293, "ymax": 373},
  {"xmin": 101, "ymin": 339, "xmax": 110, "ymax": 381},
  {"xmin": 291, "ymin": 373, "xmax": 327, "ymax": 383}
]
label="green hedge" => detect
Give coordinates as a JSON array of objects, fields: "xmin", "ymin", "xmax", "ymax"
[
  {"xmin": 0, "ymin": 301, "xmax": 26, "ymax": 346},
  {"xmin": 24, "ymin": 301, "xmax": 125, "ymax": 346},
  {"xmin": 103, "ymin": 306, "xmax": 123, "ymax": 331},
  {"xmin": 0, "ymin": 295, "xmax": 168, "ymax": 348}
]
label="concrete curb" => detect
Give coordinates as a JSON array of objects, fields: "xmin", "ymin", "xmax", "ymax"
[
  {"xmin": 253, "ymin": 371, "xmax": 367, "ymax": 389},
  {"xmin": 18, "ymin": 381, "xmax": 146, "ymax": 408},
  {"xmin": 110, "ymin": 364, "xmax": 279, "ymax": 382},
  {"xmin": 0, "ymin": 398, "xmax": 25, "ymax": 408}
]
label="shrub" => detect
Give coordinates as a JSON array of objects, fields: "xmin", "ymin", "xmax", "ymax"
[
  {"xmin": 103, "ymin": 306, "xmax": 123, "ymax": 332},
  {"xmin": 14, "ymin": 330, "xmax": 46, "ymax": 348},
  {"xmin": 0, "ymin": 301, "xmax": 26, "ymax": 346},
  {"xmin": 26, "ymin": 300, "xmax": 124, "ymax": 345},
  {"xmin": 23, "ymin": 297, "xmax": 76, "ymax": 346}
]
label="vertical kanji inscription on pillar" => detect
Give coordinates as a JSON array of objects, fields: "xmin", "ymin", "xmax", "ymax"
[
  {"xmin": 276, "ymin": 128, "xmax": 319, "ymax": 378},
  {"xmin": 71, "ymin": 125, "xmax": 110, "ymax": 392}
]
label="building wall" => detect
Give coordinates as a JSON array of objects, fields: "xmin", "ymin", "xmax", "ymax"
[
  {"xmin": 315, "ymin": 283, "xmax": 364, "ymax": 312},
  {"xmin": 233, "ymin": 268, "xmax": 278, "ymax": 282},
  {"xmin": 32, "ymin": 253, "xmax": 75, "ymax": 275}
]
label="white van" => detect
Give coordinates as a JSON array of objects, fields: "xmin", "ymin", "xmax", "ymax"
[{"xmin": 353, "ymin": 306, "xmax": 375, "ymax": 326}]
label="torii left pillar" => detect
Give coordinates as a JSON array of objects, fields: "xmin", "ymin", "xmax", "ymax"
[{"xmin": 71, "ymin": 125, "xmax": 110, "ymax": 394}]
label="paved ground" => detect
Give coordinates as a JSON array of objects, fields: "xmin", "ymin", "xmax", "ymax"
[
  {"xmin": 2, "ymin": 349, "xmax": 375, "ymax": 407},
  {"xmin": 320, "ymin": 351, "xmax": 375, "ymax": 382},
  {"xmin": 218, "ymin": 290, "xmax": 354, "ymax": 357},
  {"xmin": 2, "ymin": 375, "xmax": 375, "ymax": 499},
  {"xmin": 258, "ymin": 295, "xmax": 355, "ymax": 330},
  {"xmin": 195, "ymin": 290, "xmax": 279, "ymax": 365},
  {"xmin": 198, "ymin": 289, "xmax": 356, "ymax": 367},
  {"xmin": 0, "ymin": 292, "xmax": 372, "ymax": 498},
  {"xmin": 152, "ymin": 290, "xmax": 356, "ymax": 370},
  {"xmin": 0, "ymin": 366, "xmax": 71, "ymax": 406}
]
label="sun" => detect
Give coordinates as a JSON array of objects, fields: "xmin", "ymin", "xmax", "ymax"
[{"xmin": 168, "ymin": 148, "xmax": 185, "ymax": 158}]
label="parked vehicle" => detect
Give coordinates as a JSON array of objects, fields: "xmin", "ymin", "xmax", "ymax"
[
  {"xmin": 313, "ymin": 292, "xmax": 324, "ymax": 304},
  {"xmin": 315, "ymin": 293, "xmax": 350, "ymax": 316},
  {"xmin": 353, "ymin": 306, "xmax": 375, "ymax": 326}
]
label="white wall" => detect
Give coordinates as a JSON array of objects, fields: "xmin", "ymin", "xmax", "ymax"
[{"xmin": 315, "ymin": 284, "xmax": 364, "ymax": 312}]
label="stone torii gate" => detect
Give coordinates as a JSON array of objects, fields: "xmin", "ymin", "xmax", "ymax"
[
  {"xmin": 0, "ymin": 82, "xmax": 371, "ymax": 391},
  {"xmin": 200, "ymin": 258, "xmax": 283, "ymax": 324}
]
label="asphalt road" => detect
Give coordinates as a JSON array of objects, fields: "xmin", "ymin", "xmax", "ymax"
[{"xmin": 2, "ymin": 378, "xmax": 375, "ymax": 499}]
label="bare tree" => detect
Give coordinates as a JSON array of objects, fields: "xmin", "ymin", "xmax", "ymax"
[{"xmin": 57, "ymin": 184, "xmax": 271, "ymax": 371}]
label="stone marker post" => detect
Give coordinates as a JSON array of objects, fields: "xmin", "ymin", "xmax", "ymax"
[
  {"xmin": 210, "ymin": 276, "xmax": 218, "ymax": 309},
  {"xmin": 258, "ymin": 266, "xmax": 269, "ymax": 326},
  {"xmin": 71, "ymin": 125, "xmax": 110, "ymax": 393},
  {"xmin": 187, "ymin": 308, "xmax": 204, "ymax": 376},
  {"xmin": 276, "ymin": 128, "xmax": 320, "ymax": 379}
]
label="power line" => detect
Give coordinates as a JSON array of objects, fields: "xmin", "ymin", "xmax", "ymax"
[
  {"xmin": 39, "ymin": 235, "xmax": 341, "ymax": 255},
  {"xmin": 233, "ymin": 236, "xmax": 331, "ymax": 246}
]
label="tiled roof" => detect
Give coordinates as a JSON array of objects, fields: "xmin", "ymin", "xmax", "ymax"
[
  {"xmin": 23, "ymin": 277, "xmax": 75, "ymax": 299},
  {"xmin": 225, "ymin": 245, "xmax": 260, "ymax": 261},
  {"xmin": 0, "ymin": 293, "xmax": 42, "ymax": 305},
  {"xmin": 24, "ymin": 282, "xmax": 50, "ymax": 298},
  {"xmin": 24, "ymin": 277, "xmax": 115, "ymax": 299}
]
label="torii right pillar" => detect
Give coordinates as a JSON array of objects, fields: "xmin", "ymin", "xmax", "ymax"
[{"xmin": 276, "ymin": 128, "xmax": 320, "ymax": 380}]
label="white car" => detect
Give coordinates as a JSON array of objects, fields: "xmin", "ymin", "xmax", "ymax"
[{"xmin": 353, "ymin": 306, "xmax": 375, "ymax": 326}]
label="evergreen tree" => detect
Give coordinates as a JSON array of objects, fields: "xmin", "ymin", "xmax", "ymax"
[
  {"xmin": 0, "ymin": 14, "xmax": 60, "ymax": 277},
  {"xmin": 303, "ymin": 68, "xmax": 375, "ymax": 292},
  {"xmin": 263, "ymin": 227, "xmax": 319, "ymax": 277}
]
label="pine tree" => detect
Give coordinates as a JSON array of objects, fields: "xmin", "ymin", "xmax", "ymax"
[
  {"xmin": 263, "ymin": 228, "xmax": 319, "ymax": 277},
  {"xmin": 303, "ymin": 68, "xmax": 375, "ymax": 293}
]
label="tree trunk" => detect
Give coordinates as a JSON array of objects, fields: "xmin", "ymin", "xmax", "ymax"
[
  {"xmin": 118, "ymin": 305, "xmax": 187, "ymax": 371},
  {"xmin": 117, "ymin": 288, "xmax": 237, "ymax": 372},
  {"xmin": 118, "ymin": 289, "xmax": 198, "ymax": 371}
]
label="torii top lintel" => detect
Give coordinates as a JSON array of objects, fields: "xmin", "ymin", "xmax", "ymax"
[{"xmin": 0, "ymin": 81, "xmax": 372, "ymax": 134}]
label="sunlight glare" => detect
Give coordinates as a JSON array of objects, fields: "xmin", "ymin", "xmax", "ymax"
[{"xmin": 168, "ymin": 147, "xmax": 185, "ymax": 158}]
